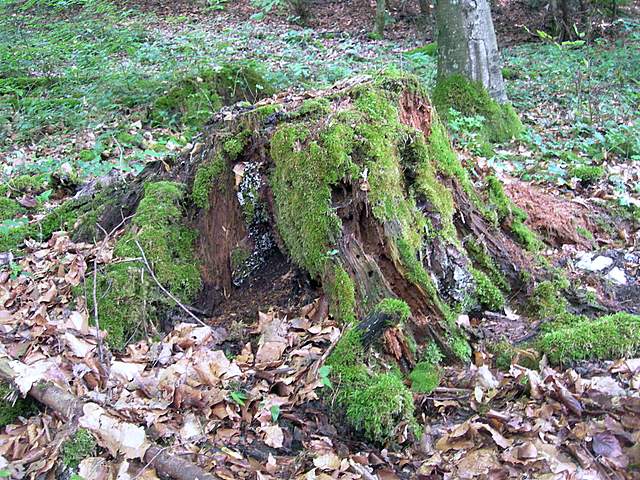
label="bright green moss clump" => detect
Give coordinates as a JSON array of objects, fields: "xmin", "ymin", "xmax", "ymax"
[
  {"xmin": 345, "ymin": 372, "xmax": 415, "ymax": 442},
  {"xmin": 537, "ymin": 312, "xmax": 640, "ymax": 364},
  {"xmin": 61, "ymin": 429, "xmax": 96, "ymax": 469},
  {"xmin": 570, "ymin": 165, "xmax": 605, "ymax": 183},
  {"xmin": 90, "ymin": 181, "xmax": 201, "ymax": 349},
  {"xmin": 471, "ymin": 268, "xmax": 505, "ymax": 311},
  {"xmin": 0, "ymin": 382, "xmax": 39, "ymax": 428},
  {"xmin": 433, "ymin": 74, "xmax": 523, "ymax": 143},
  {"xmin": 405, "ymin": 42, "xmax": 438, "ymax": 57},
  {"xmin": 409, "ymin": 361, "xmax": 440, "ymax": 394},
  {"xmin": 9, "ymin": 174, "xmax": 49, "ymax": 194},
  {"xmin": 326, "ymin": 264, "xmax": 357, "ymax": 326},
  {"xmin": 375, "ymin": 298, "xmax": 411, "ymax": 324},
  {"xmin": 325, "ymin": 328, "xmax": 416, "ymax": 444},
  {"xmin": 0, "ymin": 197, "xmax": 23, "ymax": 222},
  {"xmin": 270, "ymin": 121, "xmax": 355, "ymax": 277}
]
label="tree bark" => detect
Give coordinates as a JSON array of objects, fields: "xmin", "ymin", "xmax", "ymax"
[
  {"xmin": 375, "ymin": 0, "xmax": 386, "ymax": 37},
  {"xmin": 417, "ymin": 0, "xmax": 435, "ymax": 38},
  {"xmin": 436, "ymin": 0, "xmax": 508, "ymax": 103}
]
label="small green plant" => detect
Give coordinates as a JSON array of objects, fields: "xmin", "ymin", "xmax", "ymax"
[
  {"xmin": 61, "ymin": 429, "xmax": 96, "ymax": 469},
  {"xmin": 318, "ymin": 365, "xmax": 332, "ymax": 388},
  {"xmin": 229, "ymin": 391, "xmax": 248, "ymax": 406},
  {"xmin": 270, "ymin": 405, "xmax": 280, "ymax": 422},
  {"xmin": 422, "ymin": 342, "xmax": 444, "ymax": 365}
]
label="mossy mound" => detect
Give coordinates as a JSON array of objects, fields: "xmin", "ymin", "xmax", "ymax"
[
  {"xmin": 150, "ymin": 63, "xmax": 274, "ymax": 130},
  {"xmin": 0, "ymin": 188, "xmax": 113, "ymax": 253},
  {"xmin": 433, "ymin": 74, "xmax": 523, "ymax": 143},
  {"xmin": 409, "ymin": 361, "xmax": 440, "ymax": 394},
  {"xmin": 405, "ymin": 42, "xmax": 438, "ymax": 57},
  {"xmin": 61, "ymin": 429, "xmax": 96, "ymax": 469},
  {"xmin": 0, "ymin": 382, "xmax": 39, "ymax": 428},
  {"xmin": 8, "ymin": 174, "xmax": 50, "ymax": 194},
  {"xmin": 570, "ymin": 164, "xmax": 605, "ymax": 184},
  {"xmin": 87, "ymin": 181, "xmax": 201, "ymax": 350},
  {"xmin": 537, "ymin": 312, "xmax": 640, "ymax": 364},
  {"xmin": 325, "ymin": 323, "xmax": 417, "ymax": 444},
  {"xmin": 0, "ymin": 197, "xmax": 24, "ymax": 222}
]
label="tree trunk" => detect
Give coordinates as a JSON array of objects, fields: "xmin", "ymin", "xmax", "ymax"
[
  {"xmin": 86, "ymin": 74, "xmax": 535, "ymax": 365},
  {"xmin": 375, "ymin": 0, "xmax": 386, "ymax": 37},
  {"xmin": 417, "ymin": 0, "xmax": 435, "ymax": 38},
  {"xmin": 436, "ymin": 0, "xmax": 508, "ymax": 103}
]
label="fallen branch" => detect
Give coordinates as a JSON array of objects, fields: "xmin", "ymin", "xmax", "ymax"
[{"xmin": 0, "ymin": 356, "xmax": 218, "ymax": 480}]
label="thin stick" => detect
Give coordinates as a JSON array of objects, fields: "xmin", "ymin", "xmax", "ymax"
[
  {"xmin": 134, "ymin": 239, "xmax": 208, "ymax": 328},
  {"xmin": 92, "ymin": 257, "xmax": 104, "ymax": 363}
]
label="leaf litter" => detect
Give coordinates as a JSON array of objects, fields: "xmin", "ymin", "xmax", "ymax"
[{"xmin": 1, "ymin": 232, "xmax": 639, "ymax": 479}]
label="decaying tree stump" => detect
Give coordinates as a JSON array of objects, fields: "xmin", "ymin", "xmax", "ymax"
[{"xmin": 80, "ymin": 72, "xmax": 542, "ymax": 442}]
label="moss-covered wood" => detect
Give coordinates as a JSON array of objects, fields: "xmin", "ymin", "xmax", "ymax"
[{"xmin": 85, "ymin": 71, "xmax": 546, "ymax": 444}]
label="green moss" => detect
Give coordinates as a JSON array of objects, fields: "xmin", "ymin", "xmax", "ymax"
[
  {"xmin": 223, "ymin": 131, "xmax": 250, "ymax": 161},
  {"xmin": 433, "ymin": 74, "xmax": 523, "ymax": 143},
  {"xmin": 9, "ymin": 174, "xmax": 49, "ymax": 194},
  {"xmin": 570, "ymin": 165, "xmax": 605, "ymax": 183},
  {"xmin": 91, "ymin": 182, "xmax": 201, "ymax": 349},
  {"xmin": 465, "ymin": 238, "xmax": 509, "ymax": 291},
  {"xmin": 528, "ymin": 280, "xmax": 566, "ymax": 319},
  {"xmin": 192, "ymin": 154, "xmax": 227, "ymax": 209},
  {"xmin": 375, "ymin": 298, "xmax": 411, "ymax": 323},
  {"xmin": 150, "ymin": 63, "xmax": 273, "ymax": 129},
  {"xmin": 0, "ymin": 197, "xmax": 24, "ymax": 222},
  {"xmin": 404, "ymin": 130, "xmax": 457, "ymax": 241},
  {"xmin": 326, "ymin": 264, "xmax": 357, "ymax": 326},
  {"xmin": 537, "ymin": 312, "xmax": 640, "ymax": 364},
  {"xmin": 61, "ymin": 429, "xmax": 96, "ymax": 469},
  {"xmin": 345, "ymin": 372, "xmax": 415, "ymax": 442},
  {"xmin": 511, "ymin": 220, "xmax": 544, "ymax": 252},
  {"xmin": 270, "ymin": 121, "xmax": 355, "ymax": 277},
  {"xmin": 409, "ymin": 361, "xmax": 440, "ymax": 394},
  {"xmin": 491, "ymin": 340, "xmax": 540, "ymax": 370},
  {"xmin": 0, "ymin": 195, "xmax": 101, "ymax": 252},
  {"xmin": 501, "ymin": 67, "xmax": 519, "ymax": 80},
  {"xmin": 471, "ymin": 268, "xmax": 505, "ymax": 310},
  {"xmin": 230, "ymin": 246, "xmax": 251, "ymax": 272},
  {"xmin": 114, "ymin": 182, "xmax": 201, "ymax": 302},
  {"xmin": 486, "ymin": 175, "xmax": 542, "ymax": 251},
  {"xmin": 405, "ymin": 43, "xmax": 438, "ymax": 57},
  {"xmin": 576, "ymin": 226, "xmax": 594, "ymax": 241},
  {"xmin": 396, "ymin": 237, "xmax": 451, "ymax": 321},
  {"xmin": 0, "ymin": 382, "xmax": 39, "ymax": 428},
  {"xmin": 299, "ymin": 98, "xmax": 331, "ymax": 116},
  {"xmin": 325, "ymin": 328, "xmax": 416, "ymax": 444}
]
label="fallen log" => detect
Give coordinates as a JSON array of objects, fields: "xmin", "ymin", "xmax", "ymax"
[{"xmin": 0, "ymin": 357, "xmax": 218, "ymax": 480}]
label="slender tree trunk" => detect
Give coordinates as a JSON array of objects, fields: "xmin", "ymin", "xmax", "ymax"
[
  {"xmin": 436, "ymin": 0, "xmax": 508, "ymax": 103},
  {"xmin": 417, "ymin": 0, "xmax": 435, "ymax": 38},
  {"xmin": 375, "ymin": 0, "xmax": 386, "ymax": 37}
]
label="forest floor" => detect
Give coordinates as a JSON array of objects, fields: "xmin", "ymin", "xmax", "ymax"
[{"xmin": 1, "ymin": 0, "xmax": 640, "ymax": 478}]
